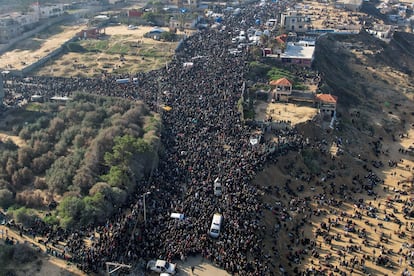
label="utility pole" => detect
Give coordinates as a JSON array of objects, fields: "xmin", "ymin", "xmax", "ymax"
[
  {"xmin": 0, "ymin": 73, "xmax": 3, "ymax": 107},
  {"xmin": 105, "ymin": 262, "xmax": 132, "ymax": 275}
]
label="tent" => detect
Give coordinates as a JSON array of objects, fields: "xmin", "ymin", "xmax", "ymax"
[{"xmin": 170, "ymin": 213, "xmax": 184, "ymax": 220}]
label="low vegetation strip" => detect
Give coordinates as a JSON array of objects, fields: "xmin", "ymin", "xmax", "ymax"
[{"xmin": 0, "ymin": 94, "xmax": 160, "ymax": 229}]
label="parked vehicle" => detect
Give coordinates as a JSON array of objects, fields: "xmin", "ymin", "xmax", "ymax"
[
  {"xmin": 147, "ymin": 259, "xmax": 177, "ymax": 274},
  {"xmin": 213, "ymin": 177, "xmax": 222, "ymax": 196},
  {"xmin": 209, "ymin": 213, "xmax": 223, "ymax": 238}
]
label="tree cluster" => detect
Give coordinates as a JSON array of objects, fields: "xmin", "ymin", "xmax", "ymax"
[{"xmin": 0, "ymin": 94, "xmax": 160, "ymax": 229}]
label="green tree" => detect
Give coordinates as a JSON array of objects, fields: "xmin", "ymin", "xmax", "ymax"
[
  {"xmin": 17, "ymin": 146, "xmax": 34, "ymax": 168},
  {"xmin": 101, "ymin": 165, "xmax": 130, "ymax": 189},
  {"xmin": 57, "ymin": 196, "xmax": 85, "ymax": 229},
  {"xmin": 10, "ymin": 207, "xmax": 38, "ymax": 228},
  {"xmin": 11, "ymin": 167, "xmax": 33, "ymax": 190},
  {"xmin": 80, "ymin": 192, "xmax": 113, "ymax": 225}
]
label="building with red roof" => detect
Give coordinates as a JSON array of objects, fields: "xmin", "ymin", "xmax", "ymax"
[
  {"xmin": 315, "ymin": 93, "xmax": 338, "ymax": 116},
  {"xmin": 269, "ymin": 77, "xmax": 292, "ymax": 101}
]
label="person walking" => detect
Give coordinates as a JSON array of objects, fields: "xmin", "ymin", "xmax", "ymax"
[{"xmin": 191, "ymin": 266, "xmax": 195, "ymax": 274}]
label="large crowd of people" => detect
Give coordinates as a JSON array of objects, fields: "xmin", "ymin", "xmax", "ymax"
[{"xmin": 1, "ymin": 1, "xmax": 413, "ymax": 275}]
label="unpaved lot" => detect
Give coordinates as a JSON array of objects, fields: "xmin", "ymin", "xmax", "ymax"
[
  {"xmin": 255, "ymin": 101, "xmax": 319, "ymax": 125},
  {"xmin": 35, "ymin": 25, "xmax": 178, "ymax": 77},
  {"xmin": 0, "ymin": 24, "xmax": 87, "ymax": 70}
]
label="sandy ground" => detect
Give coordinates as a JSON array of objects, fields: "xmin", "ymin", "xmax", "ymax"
[
  {"xmin": 255, "ymin": 101, "xmax": 319, "ymax": 125},
  {"xmin": 35, "ymin": 25, "xmax": 178, "ymax": 77},
  {"xmin": 178, "ymin": 256, "xmax": 230, "ymax": 276},
  {"xmin": 1, "ymin": 223, "xmax": 229, "ymax": 276},
  {"xmin": 0, "ymin": 23, "xmax": 178, "ymax": 76},
  {"xmin": 0, "ymin": 225, "xmax": 86, "ymax": 276},
  {"xmin": 300, "ymin": 0, "xmax": 364, "ymax": 30},
  {"xmin": 0, "ymin": 24, "xmax": 87, "ymax": 70},
  {"xmin": 0, "ymin": 133, "xmax": 26, "ymax": 147}
]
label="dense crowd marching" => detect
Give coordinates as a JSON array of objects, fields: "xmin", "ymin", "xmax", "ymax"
[{"xmin": 1, "ymin": 1, "xmax": 414, "ymax": 275}]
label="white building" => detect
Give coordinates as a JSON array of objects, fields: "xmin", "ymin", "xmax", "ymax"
[
  {"xmin": 32, "ymin": 3, "xmax": 65, "ymax": 19},
  {"xmin": 280, "ymin": 11, "xmax": 311, "ymax": 33},
  {"xmin": 335, "ymin": 0, "xmax": 363, "ymax": 11}
]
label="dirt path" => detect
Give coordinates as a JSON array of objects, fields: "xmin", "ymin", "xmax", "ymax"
[
  {"xmin": 0, "ymin": 225, "xmax": 85, "ymax": 276},
  {"xmin": 0, "ymin": 133, "xmax": 26, "ymax": 147},
  {"xmin": 178, "ymin": 255, "xmax": 230, "ymax": 276}
]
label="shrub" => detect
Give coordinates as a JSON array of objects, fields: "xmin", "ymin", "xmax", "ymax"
[
  {"xmin": 12, "ymin": 243, "xmax": 38, "ymax": 263},
  {"xmin": 11, "ymin": 167, "xmax": 33, "ymax": 190},
  {"xmin": 10, "ymin": 207, "xmax": 38, "ymax": 228},
  {"xmin": 43, "ymin": 213, "xmax": 59, "ymax": 226},
  {"xmin": 57, "ymin": 196, "xmax": 85, "ymax": 229},
  {"xmin": 34, "ymin": 177, "xmax": 48, "ymax": 190},
  {"xmin": 0, "ymin": 188, "xmax": 13, "ymax": 209},
  {"xmin": 15, "ymin": 190, "xmax": 44, "ymax": 208},
  {"xmin": 66, "ymin": 42, "xmax": 86, "ymax": 53}
]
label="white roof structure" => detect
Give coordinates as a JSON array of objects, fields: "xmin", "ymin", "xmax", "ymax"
[
  {"xmin": 50, "ymin": 96, "xmax": 71, "ymax": 101},
  {"xmin": 280, "ymin": 42, "xmax": 315, "ymax": 60}
]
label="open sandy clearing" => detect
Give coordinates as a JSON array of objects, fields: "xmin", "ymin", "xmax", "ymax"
[
  {"xmin": 255, "ymin": 101, "xmax": 319, "ymax": 125},
  {"xmin": 35, "ymin": 25, "xmax": 178, "ymax": 77},
  {"xmin": 0, "ymin": 24, "xmax": 87, "ymax": 70}
]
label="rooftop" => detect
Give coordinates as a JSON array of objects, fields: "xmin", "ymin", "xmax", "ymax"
[
  {"xmin": 316, "ymin": 93, "xmax": 338, "ymax": 103},
  {"xmin": 280, "ymin": 42, "xmax": 315, "ymax": 60},
  {"xmin": 269, "ymin": 77, "xmax": 292, "ymax": 86}
]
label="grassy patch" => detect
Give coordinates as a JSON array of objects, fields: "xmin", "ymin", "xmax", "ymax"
[
  {"xmin": 25, "ymin": 103, "xmax": 44, "ymax": 112},
  {"xmin": 82, "ymin": 40, "xmax": 109, "ymax": 52},
  {"xmin": 267, "ymin": 67, "xmax": 294, "ymax": 81},
  {"xmin": 107, "ymin": 43, "xmax": 130, "ymax": 55}
]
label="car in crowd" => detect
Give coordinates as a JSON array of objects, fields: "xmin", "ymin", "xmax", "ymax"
[
  {"xmin": 147, "ymin": 259, "xmax": 177, "ymax": 274},
  {"xmin": 209, "ymin": 213, "xmax": 223, "ymax": 238}
]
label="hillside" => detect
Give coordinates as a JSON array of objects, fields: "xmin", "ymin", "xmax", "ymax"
[{"xmin": 255, "ymin": 31, "xmax": 414, "ymax": 275}]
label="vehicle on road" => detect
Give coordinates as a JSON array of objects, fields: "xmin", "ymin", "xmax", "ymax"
[
  {"xmin": 209, "ymin": 213, "xmax": 223, "ymax": 238},
  {"xmin": 147, "ymin": 259, "xmax": 177, "ymax": 274}
]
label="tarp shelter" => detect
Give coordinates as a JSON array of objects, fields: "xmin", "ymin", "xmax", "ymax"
[
  {"xmin": 116, "ymin": 78, "xmax": 130, "ymax": 84},
  {"xmin": 149, "ymin": 28, "xmax": 166, "ymax": 34},
  {"xmin": 162, "ymin": 105, "xmax": 172, "ymax": 111},
  {"xmin": 183, "ymin": 62, "xmax": 194, "ymax": 68},
  {"xmin": 250, "ymin": 137, "xmax": 259, "ymax": 146},
  {"xmin": 170, "ymin": 213, "xmax": 184, "ymax": 220}
]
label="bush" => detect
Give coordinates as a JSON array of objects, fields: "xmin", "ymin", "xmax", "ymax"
[
  {"xmin": 9, "ymin": 207, "xmax": 38, "ymax": 228},
  {"xmin": 12, "ymin": 243, "xmax": 38, "ymax": 263},
  {"xmin": 15, "ymin": 190, "xmax": 44, "ymax": 208},
  {"xmin": 0, "ymin": 188, "xmax": 13, "ymax": 209},
  {"xmin": 248, "ymin": 61, "xmax": 271, "ymax": 80},
  {"xmin": 43, "ymin": 213, "xmax": 59, "ymax": 226},
  {"xmin": 66, "ymin": 42, "xmax": 86, "ymax": 53},
  {"xmin": 57, "ymin": 196, "xmax": 85, "ymax": 229}
]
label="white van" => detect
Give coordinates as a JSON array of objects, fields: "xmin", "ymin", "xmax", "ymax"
[
  {"xmin": 213, "ymin": 177, "xmax": 222, "ymax": 196},
  {"xmin": 209, "ymin": 213, "xmax": 223, "ymax": 238}
]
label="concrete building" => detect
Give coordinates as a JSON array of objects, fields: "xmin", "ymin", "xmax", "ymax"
[
  {"xmin": 269, "ymin": 77, "xmax": 292, "ymax": 101},
  {"xmin": 0, "ymin": 16, "xmax": 21, "ymax": 43},
  {"xmin": 0, "ymin": 10, "xmax": 41, "ymax": 43},
  {"xmin": 280, "ymin": 11, "xmax": 311, "ymax": 33},
  {"xmin": 335, "ymin": 0, "xmax": 363, "ymax": 12},
  {"xmin": 315, "ymin": 93, "xmax": 338, "ymax": 116},
  {"xmin": 169, "ymin": 15, "xmax": 201, "ymax": 30},
  {"xmin": 32, "ymin": 3, "xmax": 65, "ymax": 19},
  {"xmin": 280, "ymin": 41, "xmax": 315, "ymax": 67},
  {"xmin": 166, "ymin": 0, "xmax": 199, "ymax": 9},
  {"xmin": 76, "ymin": 27, "xmax": 105, "ymax": 39}
]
